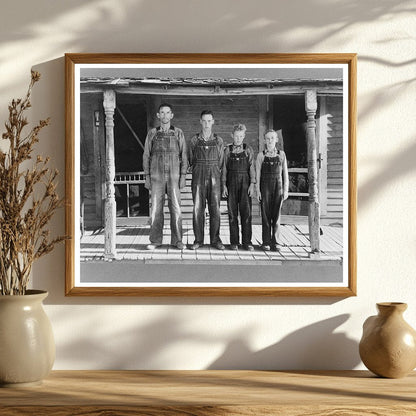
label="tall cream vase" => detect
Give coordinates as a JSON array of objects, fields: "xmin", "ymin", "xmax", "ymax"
[{"xmin": 0, "ymin": 290, "xmax": 55, "ymax": 387}]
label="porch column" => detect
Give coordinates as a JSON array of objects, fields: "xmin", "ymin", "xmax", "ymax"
[
  {"xmin": 258, "ymin": 96, "xmax": 268, "ymax": 153},
  {"xmin": 103, "ymin": 90, "xmax": 117, "ymax": 259},
  {"xmin": 305, "ymin": 90, "xmax": 320, "ymax": 257}
]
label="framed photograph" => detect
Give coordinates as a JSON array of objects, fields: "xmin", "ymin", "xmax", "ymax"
[{"xmin": 65, "ymin": 53, "xmax": 356, "ymax": 296}]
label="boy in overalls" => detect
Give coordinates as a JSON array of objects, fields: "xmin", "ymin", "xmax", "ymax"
[
  {"xmin": 222, "ymin": 124, "xmax": 256, "ymax": 251},
  {"xmin": 256, "ymin": 129, "xmax": 289, "ymax": 251},
  {"xmin": 188, "ymin": 110, "xmax": 225, "ymax": 250},
  {"xmin": 142, "ymin": 103, "xmax": 187, "ymax": 250}
]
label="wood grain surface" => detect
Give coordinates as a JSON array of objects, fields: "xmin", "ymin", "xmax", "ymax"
[{"xmin": 1, "ymin": 370, "xmax": 415, "ymax": 415}]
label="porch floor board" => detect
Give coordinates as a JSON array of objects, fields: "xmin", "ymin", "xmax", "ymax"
[{"xmin": 80, "ymin": 221, "xmax": 343, "ymax": 263}]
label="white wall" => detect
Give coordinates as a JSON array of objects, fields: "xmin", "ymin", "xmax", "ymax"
[{"xmin": 1, "ymin": 0, "xmax": 415, "ymax": 370}]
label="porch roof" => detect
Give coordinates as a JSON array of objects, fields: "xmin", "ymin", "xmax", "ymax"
[
  {"xmin": 81, "ymin": 77, "xmax": 342, "ymax": 86},
  {"xmin": 81, "ymin": 76, "xmax": 342, "ymax": 87},
  {"xmin": 80, "ymin": 77, "xmax": 343, "ymax": 95}
]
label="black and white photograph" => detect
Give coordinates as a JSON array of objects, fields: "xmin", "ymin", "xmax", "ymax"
[{"xmin": 65, "ymin": 54, "xmax": 356, "ymax": 296}]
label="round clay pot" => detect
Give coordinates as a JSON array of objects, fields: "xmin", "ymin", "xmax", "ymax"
[
  {"xmin": 359, "ymin": 302, "xmax": 416, "ymax": 378},
  {"xmin": 0, "ymin": 290, "xmax": 55, "ymax": 387}
]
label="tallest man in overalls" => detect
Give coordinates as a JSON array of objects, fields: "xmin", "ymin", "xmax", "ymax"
[
  {"xmin": 143, "ymin": 103, "xmax": 187, "ymax": 250},
  {"xmin": 188, "ymin": 110, "xmax": 225, "ymax": 250}
]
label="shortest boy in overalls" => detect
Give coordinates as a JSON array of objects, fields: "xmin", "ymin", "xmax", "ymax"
[
  {"xmin": 222, "ymin": 124, "xmax": 256, "ymax": 251},
  {"xmin": 256, "ymin": 129, "xmax": 289, "ymax": 251}
]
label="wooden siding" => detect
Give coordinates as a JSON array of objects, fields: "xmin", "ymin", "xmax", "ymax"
[
  {"xmin": 148, "ymin": 96, "xmax": 260, "ymax": 152},
  {"xmin": 80, "ymin": 93, "xmax": 105, "ymax": 229},
  {"xmin": 325, "ymin": 96, "xmax": 343, "ymax": 224}
]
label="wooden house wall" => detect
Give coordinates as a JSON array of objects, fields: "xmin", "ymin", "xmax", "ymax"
[
  {"xmin": 80, "ymin": 93, "xmax": 105, "ymax": 229},
  {"xmin": 148, "ymin": 96, "xmax": 260, "ymax": 152},
  {"xmin": 325, "ymin": 96, "xmax": 343, "ymax": 224}
]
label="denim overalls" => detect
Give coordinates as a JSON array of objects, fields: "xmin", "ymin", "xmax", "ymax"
[
  {"xmin": 260, "ymin": 150, "xmax": 284, "ymax": 246},
  {"xmin": 191, "ymin": 135, "xmax": 222, "ymax": 245},
  {"xmin": 149, "ymin": 127, "xmax": 182, "ymax": 245},
  {"xmin": 226, "ymin": 144, "xmax": 252, "ymax": 246}
]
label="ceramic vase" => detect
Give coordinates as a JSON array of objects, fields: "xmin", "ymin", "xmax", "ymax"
[
  {"xmin": 359, "ymin": 302, "xmax": 416, "ymax": 378},
  {"xmin": 0, "ymin": 290, "xmax": 55, "ymax": 387}
]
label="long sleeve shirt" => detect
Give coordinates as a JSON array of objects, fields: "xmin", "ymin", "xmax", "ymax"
[
  {"xmin": 222, "ymin": 143, "xmax": 256, "ymax": 188},
  {"xmin": 256, "ymin": 148, "xmax": 289, "ymax": 194},
  {"xmin": 142, "ymin": 125, "xmax": 188, "ymax": 176}
]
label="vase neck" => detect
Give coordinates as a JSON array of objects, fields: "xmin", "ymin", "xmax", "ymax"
[{"xmin": 377, "ymin": 302, "xmax": 407, "ymax": 316}]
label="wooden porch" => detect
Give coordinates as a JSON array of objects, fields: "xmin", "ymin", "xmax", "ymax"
[{"xmin": 80, "ymin": 221, "xmax": 343, "ymax": 264}]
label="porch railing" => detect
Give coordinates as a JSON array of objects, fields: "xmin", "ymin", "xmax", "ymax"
[
  {"xmin": 115, "ymin": 172, "xmax": 146, "ymax": 184},
  {"xmin": 114, "ymin": 172, "xmax": 146, "ymax": 219}
]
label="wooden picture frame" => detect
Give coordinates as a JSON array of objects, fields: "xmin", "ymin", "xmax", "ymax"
[{"xmin": 65, "ymin": 53, "xmax": 356, "ymax": 296}]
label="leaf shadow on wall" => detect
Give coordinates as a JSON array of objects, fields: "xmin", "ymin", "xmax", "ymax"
[
  {"xmin": 356, "ymin": 55, "xmax": 416, "ymax": 210},
  {"xmin": 1, "ymin": 0, "xmax": 413, "ymax": 52},
  {"xmin": 208, "ymin": 314, "xmax": 360, "ymax": 370},
  {"xmin": 52, "ymin": 308, "xmax": 359, "ymax": 370},
  {"xmin": 53, "ymin": 310, "xmax": 218, "ymax": 369},
  {"xmin": 358, "ymin": 139, "xmax": 416, "ymax": 210},
  {"xmin": 0, "ymin": 0, "xmax": 414, "ymax": 97}
]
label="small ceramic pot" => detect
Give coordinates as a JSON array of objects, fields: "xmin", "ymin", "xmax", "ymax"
[
  {"xmin": 0, "ymin": 290, "xmax": 55, "ymax": 387},
  {"xmin": 359, "ymin": 302, "xmax": 416, "ymax": 378}
]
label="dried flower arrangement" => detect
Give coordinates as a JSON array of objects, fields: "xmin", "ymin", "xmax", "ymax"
[{"xmin": 0, "ymin": 71, "xmax": 65, "ymax": 295}]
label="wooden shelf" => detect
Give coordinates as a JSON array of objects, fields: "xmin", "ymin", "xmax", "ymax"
[{"xmin": 1, "ymin": 370, "xmax": 415, "ymax": 415}]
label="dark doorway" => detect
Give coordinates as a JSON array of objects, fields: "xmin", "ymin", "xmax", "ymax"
[
  {"xmin": 114, "ymin": 97, "xmax": 149, "ymax": 220},
  {"xmin": 273, "ymin": 95, "xmax": 308, "ymax": 217}
]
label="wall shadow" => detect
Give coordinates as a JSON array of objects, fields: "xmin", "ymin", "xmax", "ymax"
[
  {"xmin": 208, "ymin": 314, "xmax": 360, "ymax": 370},
  {"xmin": 359, "ymin": 139, "xmax": 416, "ymax": 210},
  {"xmin": 54, "ymin": 311, "xmax": 212, "ymax": 369},
  {"xmin": 0, "ymin": 0, "xmax": 413, "ymax": 56},
  {"xmin": 0, "ymin": 0, "xmax": 414, "ymax": 97},
  {"xmin": 53, "ymin": 310, "xmax": 359, "ymax": 370}
]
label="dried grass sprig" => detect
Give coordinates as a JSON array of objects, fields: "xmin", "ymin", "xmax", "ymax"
[{"xmin": 0, "ymin": 71, "xmax": 66, "ymax": 295}]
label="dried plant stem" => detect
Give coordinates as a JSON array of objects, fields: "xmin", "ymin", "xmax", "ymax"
[{"xmin": 0, "ymin": 71, "xmax": 66, "ymax": 295}]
